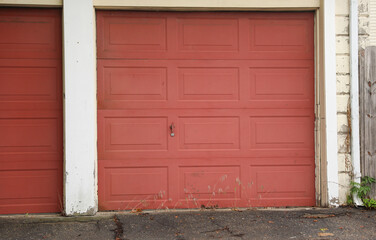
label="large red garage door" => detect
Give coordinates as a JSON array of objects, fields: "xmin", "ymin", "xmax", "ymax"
[
  {"xmin": 0, "ymin": 9, "xmax": 62, "ymax": 214},
  {"xmin": 97, "ymin": 11, "xmax": 315, "ymax": 210}
]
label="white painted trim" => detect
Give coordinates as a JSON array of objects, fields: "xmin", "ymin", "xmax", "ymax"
[
  {"xmin": 323, "ymin": 0, "xmax": 339, "ymax": 206},
  {"xmin": 0, "ymin": 0, "xmax": 62, "ymax": 6},
  {"xmin": 93, "ymin": 0, "xmax": 320, "ymax": 9},
  {"xmin": 349, "ymin": 0, "xmax": 362, "ymax": 206},
  {"xmin": 63, "ymin": 0, "xmax": 97, "ymax": 216}
]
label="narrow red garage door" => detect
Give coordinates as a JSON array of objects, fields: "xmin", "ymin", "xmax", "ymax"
[
  {"xmin": 0, "ymin": 9, "xmax": 62, "ymax": 214},
  {"xmin": 97, "ymin": 11, "xmax": 315, "ymax": 210}
]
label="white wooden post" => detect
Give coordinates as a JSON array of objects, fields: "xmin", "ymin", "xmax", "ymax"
[
  {"xmin": 63, "ymin": 0, "xmax": 97, "ymax": 215},
  {"xmin": 323, "ymin": 0, "xmax": 339, "ymax": 206}
]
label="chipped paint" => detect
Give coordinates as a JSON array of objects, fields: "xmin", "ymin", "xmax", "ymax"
[{"xmin": 329, "ymin": 197, "xmax": 340, "ymax": 205}]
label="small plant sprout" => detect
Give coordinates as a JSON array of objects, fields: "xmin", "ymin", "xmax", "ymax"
[{"xmin": 347, "ymin": 176, "xmax": 376, "ymax": 209}]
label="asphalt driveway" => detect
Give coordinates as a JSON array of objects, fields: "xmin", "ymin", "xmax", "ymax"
[{"xmin": 0, "ymin": 207, "xmax": 375, "ymax": 240}]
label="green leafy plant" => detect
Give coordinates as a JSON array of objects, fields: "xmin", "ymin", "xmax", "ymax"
[
  {"xmin": 348, "ymin": 176, "xmax": 376, "ymax": 209},
  {"xmin": 363, "ymin": 198, "xmax": 376, "ymax": 209}
]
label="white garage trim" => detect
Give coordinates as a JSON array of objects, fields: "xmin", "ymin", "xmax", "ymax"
[
  {"xmin": 323, "ymin": 0, "xmax": 339, "ymax": 206},
  {"xmin": 0, "ymin": 0, "xmax": 320, "ymax": 9},
  {"xmin": 63, "ymin": 0, "xmax": 97, "ymax": 216},
  {"xmin": 93, "ymin": 0, "xmax": 320, "ymax": 9}
]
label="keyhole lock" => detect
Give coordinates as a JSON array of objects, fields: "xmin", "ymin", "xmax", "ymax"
[{"xmin": 170, "ymin": 122, "xmax": 175, "ymax": 137}]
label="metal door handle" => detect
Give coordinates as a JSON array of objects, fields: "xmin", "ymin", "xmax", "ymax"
[{"xmin": 170, "ymin": 122, "xmax": 175, "ymax": 137}]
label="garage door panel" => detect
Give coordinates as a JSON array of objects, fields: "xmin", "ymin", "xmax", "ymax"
[
  {"xmin": 249, "ymin": 18, "xmax": 313, "ymax": 52},
  {"xmin": 177, "ymin": 18, "xmax": 239, "ymax": 52},
  {"xmin": 249, "ymin": 67, "xmax": 313, "ymax": 101},
  {"xmin": 0, "ymin": 169, "xmax": 61, "ymax": 214},
  {"xmin": 178, "ymin": 117, "xmax": 240, "ymax": 150},
  {"xmin": 98, "ymin": 14, "xmax": 167, "ymax": 53},
  {"xmin": 178, "ymin": 67, "xmax": 240, "ymax": 101},
  {"xmin": 103, "ymin": 66, "xmax": 167, "ymax": 101},
  {"xmin": 0, "ymin": 67, "xmax": 58, "ymax": 101},
  {"xmin": 0, "ymin": 9, "xmax": 61, "ymax": 59},
  {"xmin": 179, "ymin": 166, "xmax": 241, "ymax": 200},
  {"xmin": 249, "ymin": 165, "xmax": 315, "ymax": 201},
  {"xmin": 247, "ymin": 65, "xmax": 314, "ymax": 109},
  {"xmin": 100, "ymin": 166, "xmax": 168, "ymax": 204},
  {"xmin": 0, "ymin": 60, "xmax": 62, "ymax": 111},
  {"xmin": 98, "ymin": 111, "xmax": 172, "ymax": 159},
  {"xmin": 0, "ymin": 169, "xmax": 59, "ymax": 199},
  {"xmin": 0, "ymin": 118, "xmax": 59, "ymax": 153},
  {"xmin": 249, "ymin": 117, "xmax": 314, "ymax": 150},
  {"xmin": 103, "ymin": 117, "xmax": 168, "ymax": 151},
  {"xmin": 245, "ymin": 61, "xmax": 313, "ymax": 109},
  {"xmin": 245, "ymin": 14, "xmax": 313, "ymax": 60},
  {"xmin": 97, "ymin": 60, "xmax": 170, "ymax": 108}
]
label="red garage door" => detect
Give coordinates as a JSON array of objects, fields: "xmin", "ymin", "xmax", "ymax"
[
  {"xmin": 97, "ymin": 11, "xmax": 315, "ymax": 210},
  {"xmin": 0, "ymin": 9, "xmax": 62, "ymax": 214}
]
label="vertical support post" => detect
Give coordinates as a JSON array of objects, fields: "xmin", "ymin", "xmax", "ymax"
[
  {"xmin": 349, "ymin": 0, "xmax": 362, "ymax": 205},
  {"xmin": 323, "ymin": 0, "xmax": 339, "ymax": 206},
  {"xmin": 63, "ymin": 0, "xmax": 97, "ymax": 215}
]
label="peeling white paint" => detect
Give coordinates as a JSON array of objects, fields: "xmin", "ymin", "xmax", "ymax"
[{"xmin": 324, "ymin": 0, "xmax": 340, "ymax": 207}]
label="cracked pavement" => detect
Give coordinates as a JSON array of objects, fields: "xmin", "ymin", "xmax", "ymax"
[{"xmin": 1, "ymin": 208, "xmax": 376, "ymax": 239}]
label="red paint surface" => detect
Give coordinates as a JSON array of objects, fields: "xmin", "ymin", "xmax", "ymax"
[
  {"xmin": 0, "ymin": 9, "xmax": 62, "ymax": 214},
  {"xmin": 97, "ymin": 11, "xmax": 315, "ymax": 210}
]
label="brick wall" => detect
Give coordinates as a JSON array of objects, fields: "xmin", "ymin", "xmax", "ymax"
[{"xmin": 335, "ymin": 0, "xmax": 369, "ymax": 204}]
